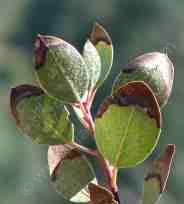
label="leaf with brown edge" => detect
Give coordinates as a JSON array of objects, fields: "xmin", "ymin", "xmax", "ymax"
[
  {"xmin": 113, "ymin": 81, "xmax": 162, "ymax": 128},
  {"xmin": 88, "ymin": 183, "xmax": 118, "ymax": 204},
  {"xmin": 113, "ymin": 52, "xmax": 174, "ymax": 108},
  {"xmin": 34, "ymin": 34, "xmax": 89, "ymax": 103},
  {"xmin": 143, "ymin": 144, "xmax": 176, "ymax": 204},
  {"xmin": 10, "ymin": 84, "xmax": 74, "ymax": 144},
  {"xmin": 90, "ymin": 22, "xmax": 113, "ymax": 88},
  {"xmin": 95, "ymin": 81, "xmax": 162, "ymax": 168},
  {"xmin": 48, "ymin": 145, "xmax": 96, "ymax": 203}
]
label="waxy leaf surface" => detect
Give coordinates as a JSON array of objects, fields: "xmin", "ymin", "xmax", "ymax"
[
  {"xmin": 95, "ymin": 81, "xmax": 162, "ymax": 168},
  {"xmin": 48, "ymin": 145, "xmax": 95, "ymax": 203},
  {"xmin": 10, "ymin": 85, "xmax": 73, "ymax": 144},
  {"xmin": 143, "ymin": 144, "xmax": 175, "ymax": 204},
  {"xmin": 90, "ymin": 23, "xmax": 113, "ymax": 88},
  {"xmin": 34, "ymin": 35, "xmax": 89, "ymax": 103},
  {"xmin": 113, "ymin": 52, "xmax": 174, "ymax": 107},
  {"xmin": 83, "ymin": 39, "xmax": 101, "ymax": 90}
]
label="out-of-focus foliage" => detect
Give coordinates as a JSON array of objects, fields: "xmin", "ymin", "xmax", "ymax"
[{"xmin": 0, "ymin": 0, "xmax": 183, "ymax": 203}]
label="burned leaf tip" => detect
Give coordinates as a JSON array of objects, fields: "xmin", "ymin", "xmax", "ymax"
[
  {"xmin": 88, "ymin": 183, "xmax": 117, "ymax": 204},
  {"xmin": 10, "ymin": 85, "xmax": 44, "ymax": 124},
  {"xmin": 34, "ymin": 34, "xmax": 64, "ymax": 69},
  {"xmin": 90, "ymin": 22, "xmax": 112, "ymax": 45},
  {"xmin": 165, "ymin": 144, "xmax": 176, "ymax": 157},
  {"xmin": 96, "ymin": 96, "xmax": 114, "ymax": 118},
  {"xmin": 145, "ymin": 144, "xmax": 175, "ymax": 194},
  {"xmin": 34, "ymin": 34, "xmax": 48, "ymax": 69},
  {"xmin": 113, "ymin": 81, "xmax": 162, "ymax": 128},
  {"xmin": 48, "ymin": 145, "xmax": 81, "ymax": 179}
]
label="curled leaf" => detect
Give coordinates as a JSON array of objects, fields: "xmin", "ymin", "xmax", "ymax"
[
  {"xmin": 48, "ymin": 145, "xmax": 95, "ymax": 203},
  {"xmin": 95, "ymin": 81, "xmax": 161, "ymax": 168},
  {"xmin": 10, "ymin": 84, "xmax": 73, "ymax": 144},
  {"xmin": 90, "ymin": 23, "xmax": 113, "ymax": 87},
  {"xmin": 143, "ymin": 144, "xmax": 176, "ymax": 204},
  {"xmin": 34, "ymin": 34, "xmax": 89, "ymax": 103},
  {"xmin": 113, "ymin": 52, "xmax": 174, "ymax": 107}
]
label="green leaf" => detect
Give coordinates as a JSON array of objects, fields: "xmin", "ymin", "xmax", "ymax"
[
  {"xmin": 143, "ymin": 144, "xmax": 175, "ymax": 204},
  {"xmin": 34, "ymin": 35, "xmax": 89, "ymax": 103},
  {"xmin": 88, "ymin": 183, "xmax": 118, "ymax": 204},
  {"xmin": 48, "ymin": 145, "xmax": 96, "ymax": 203},
  {"xmin": 95, "ymin": 81, "xmax": 162, "ymax": 168},
  {"xmin": 90, "ymin": 23, "xmax": 113, "ymax": 88},
  {"xmin": 113, "ymin": 52, "xmax": 174, "ymax": 107},
  {"xmin": 10, "ymin": 84, "xmax": 74, "ymax": 144},
  {"xmin": 83, "ymin": 39, "xmax": 101, "ymax": 90}
]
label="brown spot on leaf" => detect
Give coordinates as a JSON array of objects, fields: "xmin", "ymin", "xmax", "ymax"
[
  {"xmin": 88, "ymin": 183, "xmax": 117, "ymax": 204},
  {"xmin": 48, "ymin": 144, "xmax": 81, "ymax": 179},
  {"xmin": 96, "ymin": 96, "xmax": 114, "ymax": 118},
  {"xmin": 34, "ymin": 34, "xmax": 64, "ymax": 69},
  {"xmin": 90, "ymin": 23, "xmax": 112, "ymax": 46},
  {"xmin": 144, "ymin": 144, "xmax": 175, "ymax": 193},
  {"xmin": 97, "ymin": 81, "xmax": 162, "ymax": 128},
  {"xmin": 34, "ymin": 34, "xmax": 48, "ymax": 69},
  {"xmin": 10, "ymin": 84, "xmax": 44, "ymax": 125},
  {"xmin": 113, "ymin": 81, "xmax": 162, "ymax": 128}
]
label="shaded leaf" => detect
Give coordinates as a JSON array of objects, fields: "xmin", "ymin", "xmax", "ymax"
[
  {"xmin": 143, "ymin": 144, "xmax": 175, "ymax": 204},
  {"xmin": 10, "ymin": 84, "xmax": 73, "ymax": 144},
  {"xmin": 90, "ymin": 23, "xmax": 113, "ymax": 88},
  {"xmin": 88, "ymin": 183, "xmax": 117, "ymax": 204},
  {"xmin": 48, "ymin": 145, "xmax": 96, "ymax": 203},
  {"xmin": 83, "ymin": 39, "xmax": 101, "ymax": 90},
  {"xmin": 34, "ymin": 35, "xmax": 89, "ymax": 103},
  {"xmin": 113, "ymin": 52, "xmax": 174, "ymax": 107},
  {"xmin": 95, "ymin": 81, "xmax": 161, "ymax": 168}
]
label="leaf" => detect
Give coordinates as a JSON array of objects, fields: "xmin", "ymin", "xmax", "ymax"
[
  {"xmin": 113, "ymin": 52, "xmax": 174, "ymax": 107},
  {"xmin": 143, "ymin": 144, "xmax": 175, "ymax": 204},
  {"xmin": 90, "ymin": 23, "xmax": 113, "ymax": 88},
  {"xmin": 83, "ymin": 39, "xmax": 101, "ymax": 90},
  {"xmin": 10, "ymin": 84, "xmax": 74, "ymax": 144},
  {"xmin": 34, "ymin": 34, "xmax": 89, "ymax": 103},
  {"xmin": 95, "ymin": 81, "xmax": 162, "ymax": 168},
  {"xmin": 48, "ymin": 145, "xmax": 96, "ymax": 203},
  {"xmin": 88, "ymin": 183, "xmax": 118, "ymax": 204}
]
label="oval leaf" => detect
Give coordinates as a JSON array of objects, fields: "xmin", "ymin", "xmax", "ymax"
[
  {"xmin": 113, "ymin": 52, "xmax": 174, "ymax": 107},
  {"xmin": 143, "ymin": 144, "xmax": 175, "ymax": 204},
  {"xmin": 90, "ymin": 23, "xmax": 113, "ymax": 88},
  {"xmin": 83, "ymin": 39, "xmax": 101, "ymax": 90},
  {"xmin": 10, "ymin": 84, "xmax": 74, "ymax": 144},
  {"xmin": 95, "ymin": 81, "xmax": 162, "ymax": 168},
  {"xmin": 34, "ymin": 35, "xmax": 89, "ymax": 103},
  {"xmin": 48, "ymin": 145, "xmax": 96, "ymax": 203}
]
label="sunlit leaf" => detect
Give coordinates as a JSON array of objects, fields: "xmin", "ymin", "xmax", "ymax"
[
  {"xmin": 48, "ymin": 145, "xmax": 96, "ymax": 203},
  {"xmin": 90, "ymin": 23, "xmax": 113, "ymax": 88},
  {"xmin": 113, "ymin": 52, "xmax": 174, "ymax": 107},
  {"xmin": 95, "ymin": 81, "xmax": 162, "ymax": 168},
  {"xmin": 143, "ymin": 144, "xmax": 175, "ymax": 204},
  {"xmin": 34, "ymin": 35, "xmax": 89, "ymax": 103},
  {"xmin": 10, "ymin": 84, "xmax": 73, "ymax": 144},
  {"xmin": 83, "ymin": 39, "xmax": 101, "ymax": 90}
]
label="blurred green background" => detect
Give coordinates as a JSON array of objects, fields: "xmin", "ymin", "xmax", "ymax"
[{"xmin": 0, "ymin": 0, "xmax": 183, "ymax": 203}]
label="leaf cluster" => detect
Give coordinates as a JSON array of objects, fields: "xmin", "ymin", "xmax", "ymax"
[{"xmin": 10, "ymin": 23, "xmax": 175, "ymax": 204}]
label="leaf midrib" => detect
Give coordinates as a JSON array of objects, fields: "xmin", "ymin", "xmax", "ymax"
[
  {"xmin": 114, "ymin": 107, "xmax": 136, "ymax": 166},
  {"xmin": 49, "ymin": 48, "xmax": 83, "ymax": 102}
]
